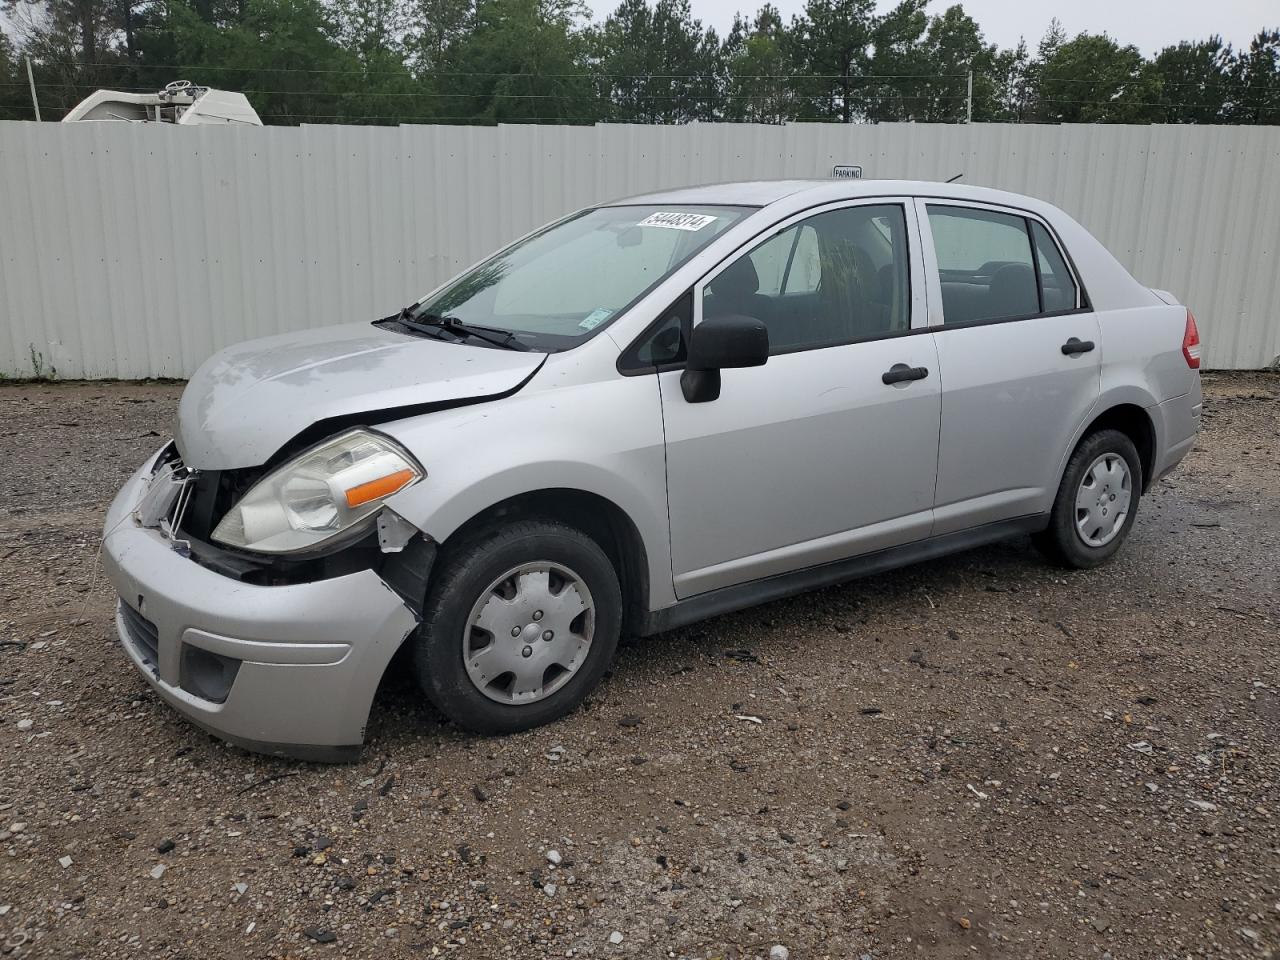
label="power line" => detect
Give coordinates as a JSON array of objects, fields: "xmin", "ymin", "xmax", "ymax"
[{"xmin": 31, "ymin": 59, "xmax": 972, "ymax": 81}]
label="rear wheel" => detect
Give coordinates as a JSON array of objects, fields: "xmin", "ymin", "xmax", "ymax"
[
  {"xmin": 413, "ymin": 519, "xmax": 621, "ymax": 734},
  {"xmin": 1033, "ymin": 428, "xmax": 1142, "ymax": 569}
]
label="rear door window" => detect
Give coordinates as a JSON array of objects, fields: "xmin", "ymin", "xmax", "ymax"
[{"xmin": 927, "ymin": 205, "xmax": 1038, "ymax": 324}]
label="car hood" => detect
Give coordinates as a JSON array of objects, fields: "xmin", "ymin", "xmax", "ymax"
[{"xmin": 176, "ymin": 323, "xmax": 545, "ymax": 469}]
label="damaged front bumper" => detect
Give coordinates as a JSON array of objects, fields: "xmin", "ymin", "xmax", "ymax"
[{"xmin": 101, "ymin": 454, "xmax": 421, "ymax": 762}]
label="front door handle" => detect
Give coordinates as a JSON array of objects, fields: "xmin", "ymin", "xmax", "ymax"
[
  {"xmin": 1061, "ymin": 337, "xmax": 1095, "ymax": 356},
  {"xmin": 882, "ymin": 363, "xmax": 929, "ymax": 385}
]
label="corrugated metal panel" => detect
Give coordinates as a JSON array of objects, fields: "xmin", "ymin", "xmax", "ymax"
[{"xmin": 1, "ymin": 119, "xmax": 1276, "ymax": 377}]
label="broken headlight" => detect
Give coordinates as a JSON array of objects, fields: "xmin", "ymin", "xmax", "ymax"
[{"xmin": 211, "ymin": 430, "xmax": 423, "ymax": 555}]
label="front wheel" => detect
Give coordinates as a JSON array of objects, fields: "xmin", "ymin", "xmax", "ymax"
[
  {"xmin": 413, "ymin": 519, "xmax": 621, "ymax": 734},
  {"xmin": 1033, "ymin": 428, "xmax": 1143, "ymax": 569}
]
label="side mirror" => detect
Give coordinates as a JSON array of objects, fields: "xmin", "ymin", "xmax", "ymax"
[{"xmin": 680, "ymin": 314, "xmax": 769, "ymax": 403}]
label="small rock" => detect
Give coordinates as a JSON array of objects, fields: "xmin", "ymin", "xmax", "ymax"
[
  {"xmin": 9, "ymin": 823, "xmax": 26, "ymax": 834},
  {"xmin": 0, "ymin": 905, "xmax": 9, "ymax": 916},
  {"xmin": 16, "ymin": 719, "xmax": 32, "ymax": 731},
  {"xmin": 608, "ymin": 931, "xmax": 624, "ymax": 945},
  {"xmin": 156, "ymin": 839, "xmax": 175, "ymax": 854},
  {"xmin": 546, "ymin": 849, "xmax": 562, "ymax": 866},
  {"xmin": 770, "ymin": 946, "xmax": 790, "ymax": 960},
  {"xmin": 618, "ymin": 715, "xmax": 644, "ymax": 727},
  {"xmin": 150, "ymin": 864, "xmax": 167, "ymax": 880},
  {"xmin": 542, "ymin": 883, "xmax": 557, "ymax": 896},
  {"xmin": 233, "ymin": 882, "xmax": 248, "ymax": 895},
  {"xmin": 58, "ymin": 855, "xmax": 73, "ymax": 869},
  {"xmin": 304, "ymin": 927, "xmax": 337, "ymax": 944},
  {"xmin": 1189, "ymin": 799, "xmax": 1219, "ymax": 812},
  {"xmin": 470, "ymin": 784, "xmax": 488, "ymax": 803}
]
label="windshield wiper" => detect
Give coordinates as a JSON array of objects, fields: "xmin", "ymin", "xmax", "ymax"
[{"xmin": 392, "ymin": 308, "xmax": 532, "ymax": 352}]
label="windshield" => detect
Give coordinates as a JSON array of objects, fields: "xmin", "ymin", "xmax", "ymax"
[{"xmin": 408, "ymin": 204, "xmax": 750, "ymax": 350}]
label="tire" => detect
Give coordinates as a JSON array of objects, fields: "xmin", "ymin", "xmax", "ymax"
[
  {"xmin": 1033, "ymin": 428, "xmax": 1143, "ymax": 569},
  {"xmin": 413, "ymin": 518, "xmax": 621, "ymax": 734}
]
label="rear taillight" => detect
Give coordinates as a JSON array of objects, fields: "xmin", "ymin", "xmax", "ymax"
[{"xmin": 1182, "ymin": 310, "xmax": 1201, "ymax": 369}]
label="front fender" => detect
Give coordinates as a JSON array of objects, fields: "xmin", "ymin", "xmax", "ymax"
[{"xmin": 377, "ymin": 375, "xmax": 676, "ymax": 611}]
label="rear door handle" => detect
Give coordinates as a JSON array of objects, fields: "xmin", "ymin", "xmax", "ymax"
[
  {"xmin": 1061, "ymin": 337, "xmax": 1095, "ymax": 356},
  {"xmin": 882, "ymin": 363, "xmax": 929, "ymax": 385}
]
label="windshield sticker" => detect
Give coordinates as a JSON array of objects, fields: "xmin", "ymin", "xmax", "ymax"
[
  {"xmin": 579, "ymin": 307, "xmax": 614, "ymax": 331},
  {"xmin": 638, "ymin": 212, "xmax": 718, "ymax": 232}
]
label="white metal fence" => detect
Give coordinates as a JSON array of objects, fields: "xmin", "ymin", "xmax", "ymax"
[{"xmin": 1, "ymin": 119, "xmax": 1277, "ymax": 378}]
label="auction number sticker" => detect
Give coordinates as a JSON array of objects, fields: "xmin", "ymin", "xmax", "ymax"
[{"xmin": 638, "ymin": 212, "xmax": 718, "ymax": 231}]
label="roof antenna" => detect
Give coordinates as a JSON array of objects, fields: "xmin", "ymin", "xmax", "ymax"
[{"xmin": 946, "ymin": 173, "xmax": 963, "ymax": 183}]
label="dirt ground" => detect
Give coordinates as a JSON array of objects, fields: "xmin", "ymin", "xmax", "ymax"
[{"xmin": 0, "ymin": 372, "xmax": 1276, "ymax": 960}]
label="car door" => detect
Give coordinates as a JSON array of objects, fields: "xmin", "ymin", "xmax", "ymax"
[
  {"xmin": 917, "ymin": 199, "xmax": 1101, "ymax": 535},
  {"xmin": 655, "ymin": 199, "xmax": 942, "ymax": 599}
]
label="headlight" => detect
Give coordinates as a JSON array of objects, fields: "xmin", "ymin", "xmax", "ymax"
[{"xmin": 211, "ymin": 429, "xmax": 423, "ymax": 554}]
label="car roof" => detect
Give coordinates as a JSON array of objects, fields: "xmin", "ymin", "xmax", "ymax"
[{"xmin": 614, "ymin": 178, "xmax": 1057, "ymax": 216}]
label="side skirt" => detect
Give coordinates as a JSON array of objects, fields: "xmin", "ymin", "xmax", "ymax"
[{"xmin": 639, "ymin": 514, "xmax": 1048, "ymax": 636}]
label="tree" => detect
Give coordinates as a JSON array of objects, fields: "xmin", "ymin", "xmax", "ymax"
[
  {"xmin": 591, "ymin": 0, "xmax": 722, "ymax": 123},
  {"xmin": 863, "ymin": 0, "xmax": 927, "ymax": 121},
  {"xmin": 915, "ymin": 4, "xmax": 993, "ymax": 121},
  {"xmin": 3, "ymin": 0, "xmax": 1278, "ymax": 128},
  {"xmin": 1227, "ymin": 28, "xmax": 1280, "ymax": 124},
  {"xmin": 0, "ymin": 32, "xmax": 25, "ymax": 119},
  {"xmin": 978, "ymin": 38, "xmax": 1031, "ymax": 121},
  {"xmin": 436, "ymin": 0, "xmax": 594, "ymax": 123},
  {"xmin": 404, "ymin": 0, "xmax": 472, "ymax": 74},
  {"xmin": 721, "ymin": 4, "xmax": 794, "ymax": 123},
  {"xmin": 1148, "ymin": 37, "xmax": 1233, "ymax": 123},
  {"xmin": 788, "ymin": 0, "xmax": 876, "ymax": 122},
  {"xmin": 1033, "ymin": 31, "xmax": 1159, "ymax": 123},
  {"xmin": 134, "ymin": 0, "xmax": 420, "ymax": 124},
  {"xmin": 3, "ymin": 0, "xmax": 137, "ymax": 118},
  {"xmin": 329, "ymin": 0, "xmax": 406, "ymax": 66}
]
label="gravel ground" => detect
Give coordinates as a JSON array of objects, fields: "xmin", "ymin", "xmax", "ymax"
[{"xmin": 0, "ymin": 372, "xmax": 1277, "ymax": 960}]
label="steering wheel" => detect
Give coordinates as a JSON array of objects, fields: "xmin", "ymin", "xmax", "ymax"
[{"xmin": 163, "ymin": 80, "xmax": 193, "ymax": 94}]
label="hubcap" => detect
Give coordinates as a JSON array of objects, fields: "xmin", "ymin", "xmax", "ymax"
[
  {"xmin": 462, "ymin": 562, "xmax": 595, "ymax": 705},
  {"xmin": 1074, "ymin": 453, "xmax": 1132, "ymax": 548}
]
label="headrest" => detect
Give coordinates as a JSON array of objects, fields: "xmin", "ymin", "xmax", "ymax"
[
  {"xmin": 710, "ymin": 256, "xmax": 760, "ymax": 298},
  {"xmin": 990, "ymin": 262, "xmax": 1036, "ymax": 291}
]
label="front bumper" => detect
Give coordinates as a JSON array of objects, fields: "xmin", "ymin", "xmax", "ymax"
[{"xmin": 101, "ymin": 460, "xmax": 419, "ymax": 761}]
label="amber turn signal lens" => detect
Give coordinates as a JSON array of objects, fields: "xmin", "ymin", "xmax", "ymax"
[{"xmin": 344, "ymin": 468, "xmax": 414, "ymax": 508}]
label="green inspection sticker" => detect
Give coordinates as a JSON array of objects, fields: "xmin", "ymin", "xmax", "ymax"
[{"xmin": 579, "ymin": 308, "xmax": 614, "ymax": 330}]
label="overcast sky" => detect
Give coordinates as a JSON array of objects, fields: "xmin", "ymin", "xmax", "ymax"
[{"xmin": 586, "ymin": 0, "xmax": 1277, "ymax": 55}]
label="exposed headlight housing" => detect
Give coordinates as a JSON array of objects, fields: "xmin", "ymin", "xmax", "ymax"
[{"xmin": 211, "ymin": 429, "xmax": 423, "ymax": 555}]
